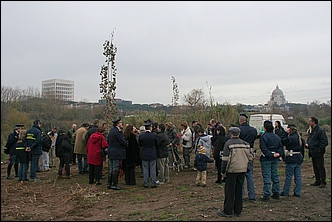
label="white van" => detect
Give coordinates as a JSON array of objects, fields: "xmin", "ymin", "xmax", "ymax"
[{"xmin": 249, "ymin": 114, "xmax": 288, "ymax": 136}]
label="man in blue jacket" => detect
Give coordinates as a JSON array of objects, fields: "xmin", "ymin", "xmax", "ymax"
[
  {"xmin": 26, "ymin": 120, "xmax": 42, "ymax": 181},
  {"xmin": 107, "ymin": 117, "xmax": 128, "ymax": 190},
  {"xmin": 238, "ymin": 114, "xmax": 258, "ymax": 202}
]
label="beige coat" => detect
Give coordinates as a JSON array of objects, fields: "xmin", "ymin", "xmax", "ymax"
[{"xmin": 73, "ymin": 126, "xmax": 88, "ymax": 155}]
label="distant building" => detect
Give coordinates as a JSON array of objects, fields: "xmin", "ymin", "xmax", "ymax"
[
  {"xmin": 42, "ymin": 79, "xmax": 74, "ymax": 101},
  {"xmin": 268, "ymin": 84, "xmax": 287, "ymax": 106}
]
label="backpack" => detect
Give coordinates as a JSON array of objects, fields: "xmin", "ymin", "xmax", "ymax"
[{"xmin": 42, "ymin": 134, "xmax": 52, "ymax": 152}]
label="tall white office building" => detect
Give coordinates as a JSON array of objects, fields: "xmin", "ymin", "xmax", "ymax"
[{"xmin": 42, "ymin": 79, "xmax": 74, "ymax": 101}]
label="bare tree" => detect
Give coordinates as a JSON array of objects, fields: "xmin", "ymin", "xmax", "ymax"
[
  {"xmin": 171, "ymin": 76, "xmax": 179, "ymax": 106},
  {"xmin": 99, "ymin": 30, "xmax": 119, "ymax": 126},
  {"xmin": 183, "ymin": 88, "xmax": 207, "ymax": 112}
]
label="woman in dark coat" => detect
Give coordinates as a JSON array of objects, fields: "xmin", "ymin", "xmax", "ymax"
[
  {"xmin": 123, "ymin": 124, "xmax": 141, "ymax": 185},
  {"xmin": 213, "ymin": 125, "xmax": 226, "ymax": 184}
]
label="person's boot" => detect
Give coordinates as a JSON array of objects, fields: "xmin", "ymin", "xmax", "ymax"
[
  {"xmin": 111, "ymin": 171, "xmax": 122, "ymax": 190},
  {"xmin": 14, "ymin": 163, "xmax": 19, "ymax": 177},
  {"xmin": 7, "ymin": 164, "xmax": 13, "ymax": 179},
  {"xmin": 215, "ymin": 173, "xmax": 222, "ymax": 183},
  {"xmin": 107, "ymin": 173, "xmax": 112, "ymax": 189}
]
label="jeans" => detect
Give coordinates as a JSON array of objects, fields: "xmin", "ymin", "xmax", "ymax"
[
  {"xmin": 30, "ymin": 154, "xmax": 40, "ymax": 179},
  {"xmin": 77, "ymin": 154, "xmax": 88, "ymax": 173},
  {"xmin": 142, "ymin": 159, "xmax": 157, "ymax": 187},
  {"xmin": 260, "ymin": 159, "xmax": 280, "ymax": 196},
  {"xmin": 242, "ymin": 161, "xmax": 256, "ymax": 199},
  {"xmin": 18, "ymin": 163, "xmax": 29, "ymax": 180},
  {"xmin": 282, "ymin": 162, "xmax": 302, "ymax": 196}
]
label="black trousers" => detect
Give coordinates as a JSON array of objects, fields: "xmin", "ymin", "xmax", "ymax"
[
  {"xmin": 124, "ymin": 166, "xmax": 136, "ymax": 185},
  {"xmin": 58, "ymin": 153, "xmax": 71, "ymax": 176},
  {"xmin": 312, "ymin": 152, "xmax": 326, "ymax": 184},
  {"xmin": 89, "ymin": 164, "xmax": 102, "ymax": 184},
  {"xmin": 223, "ymin": 173, "xmax": 245, "ymax": 215}
]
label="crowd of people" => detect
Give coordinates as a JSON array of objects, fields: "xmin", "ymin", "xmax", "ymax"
[{"xmin": 3, "ymin": 115, "xmax": 329, "ymax": 218}]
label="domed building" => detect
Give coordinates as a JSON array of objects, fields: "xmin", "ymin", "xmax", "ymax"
[{"xmin": 268, "ymin": 84, "xmax": 287, "ymax": 106}]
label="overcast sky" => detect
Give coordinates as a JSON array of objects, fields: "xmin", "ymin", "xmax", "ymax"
[{"xmin": 1, "ymin": 1, "xmax": 331, "ymax": 105}]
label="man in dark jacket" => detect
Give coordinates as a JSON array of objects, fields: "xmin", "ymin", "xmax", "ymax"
[
  {"xmin": 26, "ymin": 120, "xmax": 42, "ymax": 181},
  {"xmin": 107, "ymin": 117, "xmax": 128, "ymax": 190},
  {"xmin": 5, "ymin": 124, "xmax": 24, "ymax": 179},
  {"xmin": 305, "ymin": 116, "xmax": 328, "ymax": 188},
  {"xmin": 156, "ymin": 123, "xmax": 170, "ymax": 184},
  {"xmin": 238, "ymin": 114, "xmax": 258, "ymax": 202},
  {"xmin": 139, "ymin": 121, "xmax": 159, "ymax": 188}
]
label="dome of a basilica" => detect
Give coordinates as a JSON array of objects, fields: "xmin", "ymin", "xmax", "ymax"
[{"xmin": 272, "ymin": 85, "xmax": 283, "ymax": 95}]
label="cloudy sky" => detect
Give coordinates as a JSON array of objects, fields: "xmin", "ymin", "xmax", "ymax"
[{"xmin": 1, "ymin": 1, "xmax": 331, "ymax": 105}]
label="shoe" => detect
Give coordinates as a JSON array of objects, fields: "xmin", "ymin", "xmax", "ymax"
[
  {"xmin": 293, "ymin": 194, "xmax": 300, "ymax": 197},
  {"xmin": 193, "ymin": 167, "xmax": 197, "ymax": 171},
  {"xmin": 111, "ymin": 185, "xmax": 122, "ymax": 190},
  {"xmin": 215, "ymin": 180, "xmax": 222, "ymax": 184},
  {"xmin": 79, "ymin": 172, "xmax": 84, "ymax": 174},
  {"xmin": 183, "ymin": 165, "xmax": 189, "ymax": 169},
  {"xmin": 271, "ymin": 193, "xmax": 280, "ymax": 199},
  {"xmin": 249, "ymin": 198, "xmax": 257, "ymax": 202},
  {"xmin": 22, "ymin": 179, "xmax": 29, "ymax": 181},
  {"xmin": 202, "ymin": 184, "xmax": 208, "ymax": 187},
  {"xmin": 82, "ymin": 171, "xmax": 89, "ymax": 174},
  {"xmin": 63, "ymin": 176, "xmax": 70, "ymax": 179},
  {"xmin": 100, "ymin": 175, "xmax": 105, "ymax": 179},
  {"xmin": 36, "ymin": 170, "xmax": 42, "ymax": 173},
  {"xmin": 217, "ymin": 208, "xmax": 232, "ymax": 218},
  {"xmin": 6, "ymin": 176, "xmax": 13, "ymax": 179},
  {"xmin": 95, "ymin": 182, "xmax": 102, "ymax": 185},
  {"xmin": 15, "ymin": 175, "xmax": 18, "ymax": 177},
  {"xmin": 234, "ymin": 213, "xmax": 241, "ymax": 217},
  {"xmin": 196, "ymin": 183, "xmax": 200, "ymax": 186},
  {"xmin": 280, "ymin": 192, "xmax": 289, "ymax": 196},
  {"xmin": 29, "ymin": 178, "xmax": 41, "ymax": 182},
  {"xmin": 260, "ymin": 196, "xmax": 269, "ymax": 201},
  {"xmin": 151, "ymin": 186, "xmax": 158, "ymax": 188},
  {"xmin": 319, "ymin": 184, "xmax": 326, "ymax": 188},
  {"xmin": 143, "ymin": 185, "xmax": 149, "ymax": 188},
  {"xmin": 310, "ymin": 182, "xmax": 320, "ymax": 186},
  {"xmin": 156, "ymin": 181, "xmax": 164, "ymax": 185}
]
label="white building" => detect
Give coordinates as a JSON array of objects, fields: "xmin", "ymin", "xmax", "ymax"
[
  {"xmin": 268, "ymin": 84, "xmax": 287, "ymax": 106},
  {"xmin": 42, "ymin": 79, "xmax": 74, "ymax": 101}
]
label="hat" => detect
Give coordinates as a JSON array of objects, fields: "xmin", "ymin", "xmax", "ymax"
[
  {"xmin": 198, "ymin": 145, "xmax": 206, "ymax": 154},
  {"xmin": 112, "ymin": 117, "xmax": 121, "ymax": 124},
  {"xmin": 15, "ymin": 124, "xmax": 24, "ymax": 129},
  {"xmin": 287, "ymin": 124, "xmax": 296, "ymax": 128},
  {"xmin": 144, "ymin": 118, "xmax": 152, "ymax": 123},
  {"xmin": 92, "ymin": 119, "xmax": 100, "ymax": 125},
  {"xmin": 144, "ymin": 121, "xmax": 152, "ymax": 127},
  {"xmin": 228, "ymin": 123, "xmax": 236, "ymax": 127},
  {"xmin": 229, "ymin": 127, "xmax": 241, "ymax": 136},
  {"xmin": 239, "ymin": 113, "xmax": 248, "ymax": 119}
]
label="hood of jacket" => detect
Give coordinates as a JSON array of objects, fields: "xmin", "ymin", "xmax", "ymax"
[{"xmin": 89, "ymin": 132, "xmax": 103, "ymax": 145}]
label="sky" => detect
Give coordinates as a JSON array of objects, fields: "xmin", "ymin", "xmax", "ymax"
[{"xmin": 1, "ymin": 1, "xmax": 331, "ymax": 105}]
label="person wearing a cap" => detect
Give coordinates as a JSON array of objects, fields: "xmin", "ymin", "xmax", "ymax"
[
  {"xmin": 107, "ymin": 117, "xmax": 128, "ymax": 190},
  {"xmin": 194, "ymin": 144, "xmax": 214, "ymax": 187},
  {"xmin": 217, "ymin": 127, "xmax": 253, "ymax": 218},
  {"xmin": 280, "ymin": 124, "xmax": 304, "ymax": 197},
  {"xmin": 238, "ymin": 113, "xmax": 258, "ymax": 202},
  {"xmin": 305, "ymin": 116, "xmax": 328, "ymax": 188},
  {"xmin": 73, "ymin": 123, "xmax": 90, "ymax": 174},
  {"xmin": 259, "ymin": 120, "xmax": 284, "ymax": 201},
  {"xmin": 138, "ymin": 121, "xmax": 159, "ymax": 188},
  {"xmin": 4, "ymin": 124, "xmax": 24, "ymax": 179},
  {"xmin": 26, "ymin": 120, "xmax": 43, "ymax": 181}
]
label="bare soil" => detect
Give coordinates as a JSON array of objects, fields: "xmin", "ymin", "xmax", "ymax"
[{"xmin": 1, "ymin": 133, "xmax": 331, "ymax": 221}]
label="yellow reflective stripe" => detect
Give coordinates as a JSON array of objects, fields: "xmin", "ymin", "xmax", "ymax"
[{"xmin": 15, "ymin": 147, "xmax": 26, "ymax": 150}]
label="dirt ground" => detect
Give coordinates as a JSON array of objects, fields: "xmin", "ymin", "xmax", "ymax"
[{"xmin": 1, "ymin": 133, "xmax": 331, "ymax": 221}]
